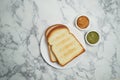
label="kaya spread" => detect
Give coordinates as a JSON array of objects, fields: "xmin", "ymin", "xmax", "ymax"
[{"xmin": 86, "ymin": 31, "xmax": 99, "ymax": 44}]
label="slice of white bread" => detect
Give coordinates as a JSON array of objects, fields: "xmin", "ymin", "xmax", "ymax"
[
  {"xmin": 45, "ymin": 25, "xmax": 58, "ymax": 62},
  {"xmin": 46, "ymin": 24, "xmax": 85, "ymax": 66}
]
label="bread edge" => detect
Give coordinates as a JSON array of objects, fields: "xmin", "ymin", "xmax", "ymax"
[{"xmin": 46, "ymin": 24, "xmax": 68, "ymax": 39}]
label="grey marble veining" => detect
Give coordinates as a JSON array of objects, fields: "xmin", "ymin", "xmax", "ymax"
[{"xmin": 0, "ymin": 0, "xmax": 120, "ymax": 80}]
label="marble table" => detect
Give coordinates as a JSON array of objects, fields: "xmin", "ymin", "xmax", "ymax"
[{"xmin": 0, "ymin": 0, "xmax": 120, "ymax": 80}]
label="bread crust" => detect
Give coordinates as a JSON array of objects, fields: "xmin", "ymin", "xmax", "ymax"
[
  {"xmin": 45, "ymin": 24, "xmax": 85, "ymax": 66},
  {"xmin": 46, "ymin": 24, "xmax": 68, "ymax": 40},
  {"xmin": 48, "ymin": 45, "xmax": 57, "ymax": 62}
]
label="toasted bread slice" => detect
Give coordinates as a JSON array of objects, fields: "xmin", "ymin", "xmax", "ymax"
[
  {"xmin": 47, "ymin": 24, "xmax": 85, "ymax": 66},
  {"xmin": 45, "ymin": 25, "xmax": 58, "ymax": 62}
]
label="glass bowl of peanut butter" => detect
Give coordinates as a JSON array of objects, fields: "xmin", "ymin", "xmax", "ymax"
[{"xmin": 75, "ymin": 15, "xmax": 90, "ymax": 30}]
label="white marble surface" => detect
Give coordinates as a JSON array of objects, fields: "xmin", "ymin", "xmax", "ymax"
[{"xmin": 0, "ymin": 0, "xmax": 120, "ymax": 80}]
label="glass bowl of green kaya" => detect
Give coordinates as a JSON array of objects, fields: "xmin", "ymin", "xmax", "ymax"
[{"xmin": 85, "ymin": 30, "xmax": 100, "ymax": 46}]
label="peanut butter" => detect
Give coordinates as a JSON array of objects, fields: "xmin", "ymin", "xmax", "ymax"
[{"xmin": 77, "ymin": 16, "xmax": 89, "ymax": 29}]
